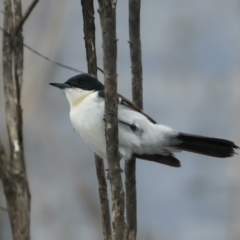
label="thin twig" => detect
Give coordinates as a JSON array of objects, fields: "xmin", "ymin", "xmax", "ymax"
[
  {"xmin": 0, "ymin": 27, "xmax": 104, "ymax": 74},
  {"xmin": 80, "ymin": 1, "xmax": 112, "ymax": 239},
  {"xmin": 15, "ymin": 0, "xmax": 39, "ymax": 35},
  {"xmin": 23, "ymin": 43, "xmax": 84, "ymax": 73},
  {"xmin": 25, "ymin": 43, "xmax": 104, "ymax": 73},
  {"xmin": 98, "ymin": 0, "xmax": 126, "ymax": 239},
  {"xmin": 0, "ymin": 26, "xmax": 84, "ymax": 73},
  {"xmin": 125, "ymin": 0, "xmax": 143, "ymax": 239},
  {"xmin": 97, "ymin": 66, "xmax": 104, "ymax": 74}
]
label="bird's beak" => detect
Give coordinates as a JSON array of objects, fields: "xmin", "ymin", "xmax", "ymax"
[{"xmin": 49, "ymin": 83, "xmax": 70, "ymax": 89}]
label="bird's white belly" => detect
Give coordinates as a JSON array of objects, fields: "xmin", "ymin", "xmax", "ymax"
[
  {"xmin": 70, "ymin": 102, "xmax": 107, "ymax": 159},
  {"xmin": 69, "ymin": 93, "xmax": 177, "ymax": 160},
  {"xmin": 69, "ymin": 101, "xmax": 135, "ymax": 159}
]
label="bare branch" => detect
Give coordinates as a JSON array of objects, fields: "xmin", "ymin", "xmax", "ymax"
[
  {"xmin": 97, "ymin": 66, "xmax": 104, "ymax": 74},
  {"xmin": 125, "ymin": 157, "xmax": 137, "ymax": 240},
  {"xmin": 81, "ymin": 0, "xmax": 97, "ymax": 75},
  {"xmin": 23, "ymin": 43, "xmax": 84, "ymax": 73},
  {"xmin": 129, "ymin": 0, "xmax": 143, "ymax": 109},
  {"xmin": 95, "ymin": 154, "xmax": 112, "ymax": 240},
  {"xmin": 0, "ymin": 138, "xmax": 8, "ymax": 179},
  {"xmin": 15, "ymin": 0, "xmax": 39, "ymax": 35},
  {"xmin": 98, "ymin": 0, "xmax": 126, "ymax": 239},
  {"xmin": 125, "ymin": 0, "xmax": 143, "ymax": 239},
  {"xmin": 80, "ymin": 1, "xmax": 112, "ymax": 239},
  {"xmin": 1, "ymin": 0, "xmax": 31, "ymax": 239},
  {"xmin": 1, "ymin": 26, "xmax": 104, "ymax": 74}
]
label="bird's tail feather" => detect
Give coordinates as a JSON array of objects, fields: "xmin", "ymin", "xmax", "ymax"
[
  {"xmin": 133, "ymin": 153, "xmax": 181, "ymax": 167},
  {"xmin": 174, "ymin": 132, "xmax": 239, "ymax": 158}
]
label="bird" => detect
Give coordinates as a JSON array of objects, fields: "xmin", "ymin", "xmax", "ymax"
[{"xmin": 50, "ymin": 73, "xmax": 239, "ymax": 167}]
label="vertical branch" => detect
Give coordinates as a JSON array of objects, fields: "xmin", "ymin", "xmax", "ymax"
[
  {"xmin": 80, "ymin": 1, "xmax": 112, "ymax": 239},
  {"xmin": 128, "ymin": 0, "xmax": 143, "ymax": 108},
  {"xmin": 95, "ymin": 155, "xmax": 113, "ymax": 240},
  {"xmin": 13, "ymin": 0, "xmax": 24, "ymax": 90},
  {"xmin": 97, "ymin": 0, "xmax": 126, "ymax": 239},
  {"xmin": 0, "ymin": 139, "xmax": 8, "ymax": 180},
  {"xmin": 1, "ymin": 0, "xmax": 31, "ymax": 239},
  {"xmin": 125, "ymin": 0, "xmax": 142, "ymax": 239},
  {"xmin": 81, "ymin": 0, "xmax": 97, "ymax": 74}
]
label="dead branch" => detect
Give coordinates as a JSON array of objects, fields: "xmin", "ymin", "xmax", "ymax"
[
  {"xmin": 95, "ymin": 154, "xmax": 113, "ymax": 240},
  {"xmin": 15, "ymin": 0, "xmax": 39, "ymax": 35},
  {"xmin": 128, "ymin": 0, "xmax": 143, "ymax": 109},
  {"xmin": 0, "ymin": 139, "xmax": 9, "ymax": 213},
  {"xmin": 81, "ymin": 0, "xmax": 97, "ymax": 73},
  {"xmin": 125, "ymin": 0, "xmax": 143, "ymax": 239},
  {"xmin": 0, "ymin": 138, "xmax": 9, "ymax": 180},
  {"xmin": 23, "ymin": 43, "xmax": 84, "ymax": 73},
  {"xmin": 80, "ymin": 1, "xmax": 112, "ymax": 239},
  {"xmin": 97, "ymin": 0, "xmax": 126, "ymax": 239},
  {"xmin": 1, "ymin": 0, "xmax": 31, "ymax": 239},
  {"xmin": 1, "ymin": 24, "xmax": 104, "ymax": 74}
]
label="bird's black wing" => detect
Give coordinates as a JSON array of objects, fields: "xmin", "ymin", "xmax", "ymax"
[
  {"xmin": 98, "ymin": 90, "xmax": 182, "ymax": 167},
  {"xmin": 98, "ymin": 90, "xmax": 157, "ymax": 124}
]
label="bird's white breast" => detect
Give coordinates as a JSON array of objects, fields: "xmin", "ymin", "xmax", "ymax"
[
  {"xmin": 69, "ymin": 91, "xmax": 107, "ymax": 159},
  {"xmin": 68, "ymin": 90, "xmax": 178, "ymax": 160}
]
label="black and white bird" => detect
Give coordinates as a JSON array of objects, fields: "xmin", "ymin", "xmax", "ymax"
[{"xmin": 50, "ymin": 74, "xmax": 239, "ymax": 167}]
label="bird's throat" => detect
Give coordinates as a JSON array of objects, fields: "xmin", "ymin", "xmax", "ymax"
[{"xmin": 71, "ymin": 91, "xmax": 93, "ymax": 107}]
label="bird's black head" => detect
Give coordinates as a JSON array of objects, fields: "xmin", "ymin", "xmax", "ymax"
[
  {"xmin": 50, "ymin": 74, "xmax": 104, "ymax": 91},
  {"xmin": 66, "ymin": 74, "xmax": 104, "ymax": 91}
]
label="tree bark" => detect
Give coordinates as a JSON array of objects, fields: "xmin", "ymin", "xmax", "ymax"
[
  {"xmin": 95, "ymin": 154, "xmax": 113, "ymax": 240},
  {"xmin": 80, "ymin": 1, "xmax": 112, "ymax": 239},
  {"xmin": 0, "ymin": 0, "xmax": 31, "ymax": 239},
  {"xmin": 125, "ymin": 0, "xmax": 143, "ymax": 239},
  {"xmin": 97, "ymin": 0, "xmax": 126, "ymax": 239}
]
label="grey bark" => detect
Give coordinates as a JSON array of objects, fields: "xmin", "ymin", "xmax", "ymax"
[
  {"xmin": 0, "ymin": 0, "xmax": 31, "ymax": 239},
  {"xmin": 97, "ymin": 0, "xmax": 126, "ymax": 239},
  {"xmin": 15, "ymin": 0, "xmax": 39, "ymax": 35},
  {"xmin": 95, "ymin": 154, "xmax": 113, "ymax": 240},
  {"xmin": 80, "ymin": 1, "xmax": 112, "ymax": 239},
  {"xmin": 125, "ymin": 0, "xmax": 143, "ymax": 239}
]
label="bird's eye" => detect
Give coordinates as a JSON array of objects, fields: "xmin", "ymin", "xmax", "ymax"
[{"xmin": 79, "ymin": 81, "xmax": 84, "ymax": 86}]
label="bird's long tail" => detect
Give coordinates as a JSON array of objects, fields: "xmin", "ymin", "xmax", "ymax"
[{"xmin": 174, "ymin": 132, "xmax": 239, "ymax": 158}]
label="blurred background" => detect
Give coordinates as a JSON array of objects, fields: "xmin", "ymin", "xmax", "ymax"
[{"xmin": 0, "ymin": 0, "xmax": 240, "ymax": 239}]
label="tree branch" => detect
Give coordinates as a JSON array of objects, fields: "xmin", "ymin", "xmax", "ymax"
[
  {"xmin": 95, "ymin": 154, "xmax": 113, "ymax": 240},
  {"xmin": 125, "ymin": 0, "xmax": 143, "ymax": 239},
  {"xmin": 15, "ymin": 0, "xmax": 39, "ymax": 35},
  {"xmin": 23, "ymin": 43, "xmax": 85, "ymax": 73},
  {"xmin": 97, "ymin": 0, "xmax": 126, "ymax": 239},
  {"xmin": 1, "ymin": 25, "xmax": 105, "ymax": 74},
  {"xmin": 0, "ymin": 138, "xmax": 8, "ymax": 179},
  {"xmin": 80, "ymin": 1, "xmax": 112, "ymax": 239},
  {"xmin": 1, "ymin": 0, "xmax": 31, "ymax": 239},
  {"xmin": 81, "ymin": 0, "xmax": 97, "ymax": 74}
]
